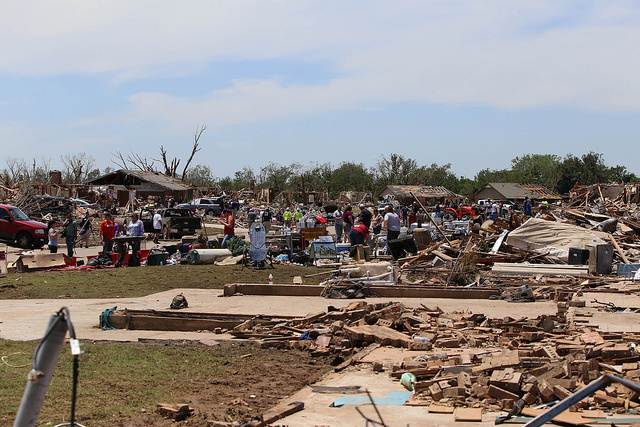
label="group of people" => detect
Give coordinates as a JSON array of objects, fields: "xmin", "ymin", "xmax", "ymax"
[
  {"xmin": 333, "ymin": 204, "xmax": 402, "ymax": 248},
  {"xmin": 47, "ymin": 213, "xmax": 92, "ymax": 256},
  {"xmin": 47, "ymin": 210, "xmax": 147, "ymax": 257}
]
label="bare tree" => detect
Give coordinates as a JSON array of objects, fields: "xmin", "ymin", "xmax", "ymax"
[
  {"xmin": 61, "ymin": 153, "xmax": 96, "ymax": 184},
  {"xmin": 112, "ymin": 124, "xmax": 205, "ymax": 181},
  {"xmin": 112, "ymin": 150, "xmax": 156, "ymax": 172},
  {"xmin": 155, "ymin": 124, "xmax": 205, "ymax": 181}
]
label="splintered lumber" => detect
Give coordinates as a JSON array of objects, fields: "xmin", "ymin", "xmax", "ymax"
[
  {"xmin": 609, "ymin": 234, "xmax": 631, "ymax": 264},
  {"xmin": 343, "ymin": 324, "xmax": 412, "ymax": 348}
]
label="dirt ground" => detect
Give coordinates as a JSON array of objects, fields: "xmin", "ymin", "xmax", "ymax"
[{"xmin": 82, "ymin": 340, "xmax": 334, "ymax": 426}]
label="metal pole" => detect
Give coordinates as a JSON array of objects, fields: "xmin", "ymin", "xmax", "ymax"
[
  {"xmin": 523, "ymin": 375, "xmax": 640, "ymax": 427},
  {"xmin": 409, "ymin": 192, "xmax": 452, "ymax": 245},
  {"xmin": 14, "ymin": 311, "xmax": 69, "ymax": 427}
]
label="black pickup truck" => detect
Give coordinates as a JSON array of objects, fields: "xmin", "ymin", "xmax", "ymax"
[{"xmin": 140, "ymin": 208, "xmax": 202, "ymax": 239}]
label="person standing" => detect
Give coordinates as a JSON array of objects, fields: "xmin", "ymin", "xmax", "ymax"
[
  {"xmin": 247, "ymin": 208, "xmax": 256, "ymax": 229},
  {"xmin": 127, "ymin": 213, "xmax": 145, "ymax": 260},
  {"xmin": 77, "ymin": 214, "xmax": 93, "ymax": 248},
  {"xmin": 524, "ymin": 197, "xmax": 532, "ymax": 217},
  {"xmin": 152, "ymin": 209, "xmax": 162, "ymax": 243},
  {"xmin": 62, "ymin": 213, "xmax": 78, "ymax": 257},
  {"xmin": 99, "ymin": 212, "xmax": 115, "ymax": 253},
  {"xmin": 47, "ymin": 219, "xmax": 59, "ymax": 253},
  {"xmin": 371, "ymin": 209, "xmax": 383, "ymax": 235},
  {"xmin": 343, "ymin": 205, "xmax": 354, "ymax": 243},
  {"xmin": 219, "ymin": 208, "xmax": 235, "ymax": 249},
  {"xmin": 358, "ymin": 204, "xmax": 372, "ymax": 229},
  {"xmin": 333, "ymin": 205, "xmax": 344, "ymax": 243},
  {"xmin": 383, "ymin": 205, "xmax": 401, "ymax": 241},
  {"xmin": 293, "ymin": 208, "xmax": 303, "ymax": 229},
  {"xmin": 261, "ymin": 207, "xmax": 272, "ymax": 234},
  {"xmin": 401, "ymin": 205, "xmax": 409, "ymax": 226},
  {"xmin": 283, "ymin": 207, "xmax": 293, "ymax": 229}
]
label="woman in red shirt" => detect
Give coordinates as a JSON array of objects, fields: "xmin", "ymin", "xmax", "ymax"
[{"xmin": 219, "ymin": 209, "xmax": 235, "ymax": 249}]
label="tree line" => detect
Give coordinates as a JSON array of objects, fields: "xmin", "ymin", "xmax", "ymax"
[{"xmin": 2, "ymin": 151, "xmax": 636, "ymax": 200}]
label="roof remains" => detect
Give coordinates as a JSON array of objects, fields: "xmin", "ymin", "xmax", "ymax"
[
  {"xmin": 86, "ymin": 170, "xmax": 193, "ymax": 191},
  {"xmin": 481, "ymin": 182, "xmax": 562, "ymax": 200},
  {"xmin": 376, "ymin": 185, "xmax": 458, "ymax": 199}
]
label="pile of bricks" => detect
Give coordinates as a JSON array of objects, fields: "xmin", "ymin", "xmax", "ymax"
[{"xmin": 244, "ymin": 300, "xmax": 640, "ymax": 415}]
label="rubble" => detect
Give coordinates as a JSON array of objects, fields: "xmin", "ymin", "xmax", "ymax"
[{"xmin": 198, "ymin": 299, "xmax": 640, "ymax": 420}]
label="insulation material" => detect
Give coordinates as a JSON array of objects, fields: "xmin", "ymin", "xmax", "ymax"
[{"xmin": 505, "ymin": 218, "xmax": 607, "ymax": 262}]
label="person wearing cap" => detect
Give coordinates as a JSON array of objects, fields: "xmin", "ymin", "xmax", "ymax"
[
  {"xmin": 219, "ymin": 208, "xmax": 235, "ymax": 249},
  {"xmin": 358, "ymin": 204, "xmax": 372, "ymax": 229},
  {"xmin": 99, "ymin": 212, "xmax": 116, "ymax": 253}
]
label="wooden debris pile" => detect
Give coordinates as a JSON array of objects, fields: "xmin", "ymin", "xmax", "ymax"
[{"xmin": 233, "ymin": 300, "xmax": 640, "ymax": 417}]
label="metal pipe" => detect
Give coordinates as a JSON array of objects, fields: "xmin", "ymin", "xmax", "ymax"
[
  {"xmin": 523, "ymin": 374, "xmax": 640, "ymax": 427},
  {"xmin": 14, "ymin": 311, "xmax": 69, "ymax": 427}
]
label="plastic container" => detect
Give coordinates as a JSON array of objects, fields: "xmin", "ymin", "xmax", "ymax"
[
  {"xmin": 269, "ymin": 274, "xmax": 273, "ymax": 284},
  {"xmin": 400, "ymin": 373, "xmax": 416, "ymax": 391},
  {"xmin": 147, "ymin": 252, "xmax": 168, "ymax": 266}
]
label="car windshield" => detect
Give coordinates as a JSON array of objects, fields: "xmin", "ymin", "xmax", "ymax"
[{"xmin": 8, "ymin": 207, "xmax": 30, "ymax": 221}]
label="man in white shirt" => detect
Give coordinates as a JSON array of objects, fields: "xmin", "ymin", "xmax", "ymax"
[{"xmin": 153, "ymin": 210, "xmax": 162, "ymax": 243}]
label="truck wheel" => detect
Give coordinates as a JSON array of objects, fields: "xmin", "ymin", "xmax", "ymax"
[
  {"xmin": 206, "ymin": 209, "xmax": 216, "ymax": 216},
  {"xmin": 16, "ymin": 232, "xmax": 33, "ymax": 249}
]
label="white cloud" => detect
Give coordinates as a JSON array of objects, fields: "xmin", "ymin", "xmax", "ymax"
[{"xmin": 2, "ymin": 0, "xmax": 640, "ymax": 173}]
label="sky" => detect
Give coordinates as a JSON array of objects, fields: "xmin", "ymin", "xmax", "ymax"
[{"xmin": 1, "ymin": 1, "xmax": 639, "ymax": 181}]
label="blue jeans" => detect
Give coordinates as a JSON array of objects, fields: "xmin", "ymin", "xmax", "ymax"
[
  {"xmin": 221, "ymin": 232, "xmax": 234, "ymax": 249},
  {"xmin": 386, "ymin": 230, "xmax": 400, "ymax": 241},
  {"xmin": 66, "ymin": 235, "xmax": 75, "ymax": 257},
  {"xmin": 334, "ymin": 223, "xmax": 343, "ymax": 243}
]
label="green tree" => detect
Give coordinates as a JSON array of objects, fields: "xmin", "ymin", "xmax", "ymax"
[
  {"xmin": 329, "ymin": 162, "xmax": 374, "ymax": 198},
  {"xmin": 185, "ymin": 164, "xmax": 215, "ymax": 187},
  {"xmin": 258, "ymin": 162, "xmax": 291, "ymax": 194},
  {"xmin": 474, "ymin": 168, "xmax": 515, "ymax": 187},
  {"xmin": 232, "ymin": 166, "xmax": 256, "ymax": 189},
  {"xmin": 510, "ymin": 154, "xmax": 561, "ymax": 190},
  {"xmin": 420, "ymin": 163, "xmax": 460, "ymax": 190},
  {"xmin": 374, "ymin": 153, "xmax": 423, "ymax": 185}
]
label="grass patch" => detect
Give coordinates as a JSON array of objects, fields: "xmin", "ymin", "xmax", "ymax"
[
  {"xmin": 0, "ymin": 264, "xmax": 329, "ymax": 300},
  {"xmin": 0, "ymin": 339, "xmax": 332, "ymax": 426}
]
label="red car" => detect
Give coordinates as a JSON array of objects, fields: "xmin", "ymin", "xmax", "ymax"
[{"xmin": 0, "ymin": 204, "xmax": 48, "ymax": 248}]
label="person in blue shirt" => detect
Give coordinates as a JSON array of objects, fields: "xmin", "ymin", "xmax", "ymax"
[{"xmin": 523, "ymin": 197, "xmax": 532, "ymax": 217}]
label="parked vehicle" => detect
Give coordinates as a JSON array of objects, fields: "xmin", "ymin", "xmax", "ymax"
[
  {"xmin": 0, "ymin": 204, "xmax": 48, "ymax": 248},
  {"xmin": 139, "ymin": 208, "xmax": 202, "ymax": 239},
  {"xmin": 443, "ymin": 205, "xmax": 476, "ymax": 221},
  {"xmin": 71, "ymin": 198, "xmax": 101, "ymax": 210},
  {"xmin": 176, "ymin": 198, "xmax": 223, "ymax": 216}
]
